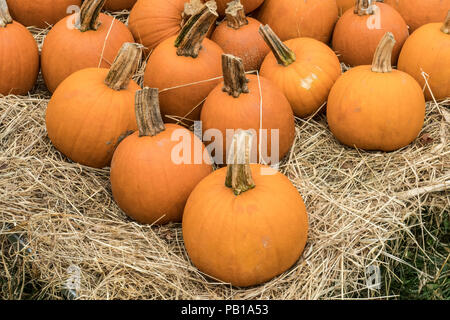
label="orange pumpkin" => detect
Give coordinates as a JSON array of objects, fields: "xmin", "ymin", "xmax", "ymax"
[
  {"xmin": 384, "ymin": 0, "xmax": 450, "ymax": 33},
  {"xmin": 211, "ymin": 0, "xmax": 269, "ymax": 71},
  {"xmin": 327, "ymin": 33, "xmax": 426, "ymax": 151},
  {"xmin": 259, "ymin": 25, "xmax": 341, "ymax": 118},
  {"xmin": 201, "ymin": 54, "xmax": 295, "ymax": 165},
  {"xmin": 144, "ymin": 3, "xmax": 223, "ymax": 124},
  {"xmin": 0, "ymin": 0, "xmax": 39, "ymax": 96},
  {"xmin": 6, "ymin": 0, "xmax": 81, "ymax": 28},
  {"xmin": 256, "ymin": 0, "xmax": 338, "ymax": 43},
  {"xmin": 183, "ymin": 130, "xmax": 309, "ymax": 287},
  {"xmin": 397, "ymin": 11, "xmax": 450, "ymax": 101},
  {"xmin": 41, "ymin": 0, "xmax": 134, "ymax": 93},
  {"xmin": 110, "ymin": 88, "xmax": 213, "ymax": 225},
  {"xmin": 46, "ymin": 43, "xmax": 142, "ymax": 168},
  {"xmin": 337, "ymin": 0, "xmax": 355, "ymax": 16},
  {"xmin": 215, "ymin": 0, "xmax": 263, "ymax": 16},
  {"xmin": 104, "ymin": 0, "xmax": 137, "ymax": 11},
  {"xmin": 332, "ymin": 0, "xmax": 409, "ymax": 67}
]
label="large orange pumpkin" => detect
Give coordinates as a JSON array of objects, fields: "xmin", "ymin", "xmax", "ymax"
[
  {"xmin": 110, "ymin": 88, "xmax": 213, "ymax": 225},
  {"xmin": 327, "ymin": 33, "xmax": 426, "ymax": 151},
  {"xmin": 259, "ymin": 25, "xmax": 341, "ymax": 118},
  {"xmin": 256, "ymin": 0, "xmax": 338, "ymax": 43},
  {"xmin": 6, "ymin": 0, "xmax": 81, "ymax": 28},
  {"xmin": 46, "ymin": 43, "xmax": 142, "ymax": 168},
  {"xmin": 0, "ymin": 0, "xmax": 39, "ymax": 96},
  {"xmin": 144, "ymin": 3, "xmax": 223, "ymax": 124},
  {"xmin": 104, "ymin": 0, "xmax": 137, "ymax": 11},
  {"xmin": 383, "ymin": 0, "xmax": 450, "ymax": 33},
  {"xmin": 332, "ymin": 0, "xmax": 409, "ymax": 67},
  {"xmin": 337, "ymin": 0, "xmax": 355, "ymax": 16},
  {"xmin": 215, "ymin": 0, "xmax": 263, "ymax": 16},
  {"xmin": 211, "ymin": 0, "xmax": 269, "ymax": 71},
  {"xmin": 397, "ymin": 11, "xmax": 450, "ymax": 101},
  {"xmin": 201, "ymin": 54, "xmax": 295, "ymax": 165},
  {"xmin": 183, "ymin": 130, "xmax": 309, "ymax": 287},
  {"xmin": 41, "ymin": 0, "xmax": 134, "ymax": 93}
]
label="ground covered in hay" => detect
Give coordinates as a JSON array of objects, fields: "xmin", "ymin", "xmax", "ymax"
[{"xmin": 1, "ymin": 11, "xmax": 449, "ymax": 300}]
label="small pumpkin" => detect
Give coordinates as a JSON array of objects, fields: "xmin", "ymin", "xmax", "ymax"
[
  {"xmin": 327, "ymin": 33, "xmax": 426, "ymax": 151},
  {"xmin": 6, "ymin": 0, "xmax": 81, "ymax": 28},
  {"xmin": 104, "ymin": 0, "xmax": 137, "ymax": 11},
  {"xmin": 41, "ymin": 0, "xmax": 134, "ymax": 93},
  {"xmin": 397, "ymin": 11, "xmax": 450, "ymax": 101},
  {"xmin": 183, "ymin": 130, "xmax": 309, "ymax": 287},
  {"xmin": 332, "ymin": 0, "xmax": 409, "ymax": 67},
  {"xmin": 144, "ymin": 3, "xmax": 223, "ymax": 123},
  {"xmin": 256, "ymin": 0, "xmax": 338, "ymax": 43},
  {"xmin": 110, "ymin": 88, "xmax": 213, "ymax": 225},
  {"xmin": 259, "ymin": 25, "xmax": 341, "ymax": 118},
  {"xmin": 46, "ymin": 43, "xmax": 142, "ymax": 168},
  {"xmin": 211, "ymin": 0, "xmax": 269, "ymax": 71},
  {"xmin": 215, "ymin": 0, "xmax": 263, "ymax": 16},
  {"xmin": 201, "ymin": 54, "xmax": 295, "ymax": 165},
  {"xmin": 337, "ymin": 0, "xmax": 356, "ymax": 16},
  {"xmin": 383, "ymin": 0, "xmax": 450, "ymax": 33},
  {"xmin": 0, "ymin": 0, "xmax": 39, "ymax": 96}
]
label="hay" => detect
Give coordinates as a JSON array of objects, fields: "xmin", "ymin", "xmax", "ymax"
[{"xmin": 1, "ymin": 13, "xmax": 449, "ymax": 300}]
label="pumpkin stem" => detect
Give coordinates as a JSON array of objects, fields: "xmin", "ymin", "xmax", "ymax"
[
  {"xmin": 104, "ymin": 42, "xmax": 142, "ymax": 91},
  {"xmin": 354, "ymin": 0, "xmax": 374, "ymax": 16},
  {"xmin": 181, "ymin": 0, "xmax": 207, "ymax": 28},
  {"xmin": 135, "ymin": 88, "xmax": 166, "ymax": 137},
  {"xmin": 441, "ymin": 10, "xmax": 450, "ymax": 34},
  {"xmin": 371, "ymin": 32, "xmax": 396, "ymax": 73},
  {"xmin": 77, "ymin": 0, "xmax": 105, "ymax": 32},
  {"xmin": 175, "ymin": 1, "xmax": 218, "ymax": 58},
  {"xmin": 222, "ymin": 54, "xmax": 250, "ymax": 98},
  {"xmin": 0, "ymin": 0, "xmax": 12, "ymax": 28},
  {"xmin": 225, "ymin": 130, "xmax": 256, "ymax": 196},
  {"xmin": 258, "ymin": 24, "xmax": 296, "ymax": 67},
  {"xmin": 225, "ymin": 0, "xmax": 248, "ymax": 29}
]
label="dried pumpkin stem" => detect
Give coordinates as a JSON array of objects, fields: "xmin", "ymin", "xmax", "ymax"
[
  {"xmin": 225, "ymin": 0, "xmax": 248, "ymax": 29},
  {"xmin": 175, "ymin": 2, "xmax": 218, "ymax": 58},
  {"xmin": 104, "ymin": 42, "xmax": 142, "ymax": 90},
  {"xmin": 441, "ymin": 10, "xmax": 450, "ymax": 34},
  {"xmin": 259, "ymin": 24, "xmax": 296, "ymax": 67},
  {"xmin": 181, "ymin": 0, "xmax": 207, "ymax": 28},
  {"xmin": 372, "ymin": 32, "xmax": 396, "ymax": 73},
  {"xmin": 77, "ymin": 0, "xmax": 105, "ymax": 32},
  {"xmin": 135, "ymin": 88, "xmax": 166, "ymax": 137},
  {"xmin": 225, "ymin": 130, "xmax": 256, "ymax": 196},
  {"xmin": 354, "ymin": 0, "xmax": 374, "ymax": 16},
  {"xmin": 0, "ymin": 0, "xmax": 12, "ymax": 27},
  {"xmin": 222, "ymin": 54, "xmax": 249, "ymax": 98}
]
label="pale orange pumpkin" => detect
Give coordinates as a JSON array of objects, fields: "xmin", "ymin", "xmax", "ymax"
[
  {"xmin": 183, "ymin": 130, "xmax": 309, "ymax": 287},
  {"xmin": 215, "ymin": 0, "xmax": 263, "ymax": 16},
  {"xmin": 332, "ymin": 0, "xmax": 409, "ymax": 66},
  {"xmin": 337, "ymin": 0, "xmax": 355, "ymax": 16},
  {"xmin": 398, "ymin": 11, "xmax": 450, "ymax": 101},
  {"xmin": 41, "ymin": 0, "xmax": 134, "ymax": 93},
  {"xmin": 104, "ymin": 0, "xmax": 137, "ymax": 11},
  {"xmin": 259, "ymin": 25, "xmax": 341, "ymax": 118},
  {"xmin": 327, "ymin": 33, "xmax": 426, "ymax": 151},
  {"xmin": 0, "ymin": 0, "xmax": 39, "ymax": 96},
  {"xmin": 46, "ymin": 43, "xmax": 142, "ymax": 168},
  {"xmin": 110, "ymin": 88, "xmax": 213, "ymax": 225}
]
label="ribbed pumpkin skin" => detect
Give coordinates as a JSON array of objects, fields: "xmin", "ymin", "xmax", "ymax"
[
  {"xmin": 336, "ymin": 0, "xmax": 355, "ymax": 16},
  {"xmin": 144, "ymin": 36, "xmax": 223, "ymax": 123},
  {"xmin": 0, "ymin": 21, "xmax": 39, "ymax": 96},
  {"xmin": 41, "ymin": 13, "xmax": 134, "ymax": 93},
  {"xmin": 398, "ymin": 23, "xmax": 450, "ymax": 101},
  {"xmin": 104, "ymin": 0, "xmax": 137, "ymax": 11},
  {"xmin": 211, "ymin": 17, "xmax": 269, "ymax": 71},
  {"xmin": 201, "ymin": 75, "xmax": 295, "ymax": 164},
  {"xmin": 384, "ymin": 0, "xmax": 450, "ymax": 32},
  {"xmin": 183, "ymin": 164, "xmax": 309, "ymax": 287},
  {"xmin": 327, "ymin": 66, "xmax": 425, "ymax": 151},
  {"xmin": 129, "ymin": 0, "xmax": 188, "ymax": 52},
  {"xmin": 6, "ymin": 0, "xmax": 81, "ymax": 28},
  {"xmin": 215, "ymin": 0, "xmax": 264, "ymax": 16},
  {"xmin": 332, "ymin": 3, "xmax": 409, "ymax": 66},
  {"xmin": 256, "ymin": 0, "xmax": 338, "ymax": 43},
  {"xmin": 46, "ymin": 68, "xmax": 140, "ymax": 168},
  {"xmin": 110, "ymin": 124, "xmax": 213, "ymax": 224},
  {"xmin": 260, "ymin": 38, "xmax": 341, "ymax": 118}
]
